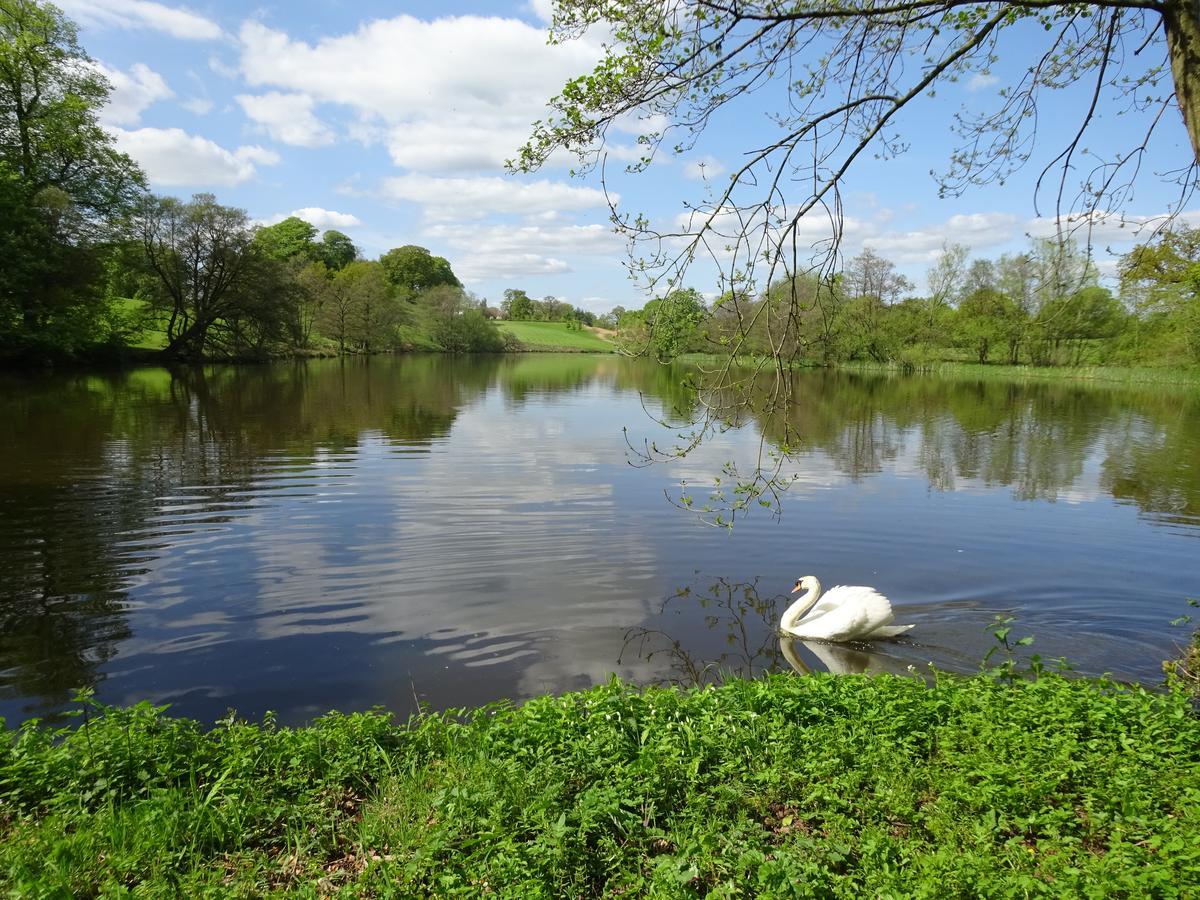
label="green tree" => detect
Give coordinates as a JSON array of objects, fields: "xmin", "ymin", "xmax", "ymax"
[
  {"xmin": 0, "ymin": 0, "xmax": 142, "ymax": 210},
  {"xmin": 956, "ymin": 287, "xmax": 1020, "ymax": 365},
  {"xmin": 424, "ymin": 286, "xmax": 504, "ymax": 353},
  {"xmin": 501, "ymin": 288, "xmax": 536, "ymax": 320},
  {"xmin": 379, "ymin": 245, "xmax": 460, "ymax": 295},
  {"xmin": 254, "ymin": 216, "xmax": 318, "ymax": 262},
  {"xmin": 1120, "ymin": 226, "xmax": 1200, "ymax": 363},
  {"xmin": 644, "ymin": 287, "xmax": 707, "ymax": 361},
  {"xmin": 135, "ymin": 193, "xmax": 276, "ymax": 359},
  {"xmin": 340, "ymin": 260, "xmax": 397, "ymax": 352},
  {"xmin": 318, "ymin": 230, "xmax": 357, "ymax": 270},
  {"xmin": 0, "ymin": 0, "xmax": 144, "ymax": 345}
]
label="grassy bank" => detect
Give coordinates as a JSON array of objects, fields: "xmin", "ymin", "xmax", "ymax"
[
  {"xmin": 835, "ymin": 360, "xmax": 1200, "ymax": 387},
  {"xmin": 3, "ymin": 674, "xmax": 1198, "ymax": 895},
  {"xmin": 497, "ymin": 320, "xmax": 615, "ymax": 352}
]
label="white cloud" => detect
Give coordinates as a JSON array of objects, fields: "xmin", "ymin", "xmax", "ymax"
[
  {"xmin": 112, "ymin": 127, "xmax": 279, "ymax": 186},
  {"xmin": 380, "ymin": 174, "xmax": 612, "ymax": 220},
  {"xmin": 57, "ymin": 0, "xmax": 221, "ymax": 40},
  {"xmin": 208, "ymin": 55, "xmax": 239, "ymax": 79},
  {"xmin": 524, "ymin": 0, "xmax": 555, "ymax": 23},
  {"xmin": 1025, "ymin": 209, "xmax": 1200, "ymax": 245},
  {"xmin": 261, "ymin": 208, "xmax": 362, "ymax": 230},
  {"xmin": 418, "ymin": 218, "xmax": 630, "ymax": 282},
  {"xmin": 966, "ymin": 73, "xmax": 999, "ymax": 92},
  {"xmin": 236, "ymin": 16, "xmax": 602, "ymax": 172},
  {"xmin": 424, "ymin": 222, "xmax": 619, "ymax": 257},
  {"xmin": 864, "ymin": 212, "xmax": 1020, "ymax": 262},
  {"xmin": 612, "ymin": 111, "xmax": 670, "ymax": 136},
  {"xmin": 423, "ymin": 221, "xmax": 620, "ymax": 280},
  {"xmin": 456, "ymin": 253, "xmax": 573, "ymax": 280},
  {"xmin": 385, "ymin": 119, "xmax": 530, "ymax": 171},
  {"xmin": 94, "ymin": 62, "xmax": 172, "ymax": 127},
  {"xmin": 236, "ymin": 92, "xmax": 335, "ymax": 148},
  {"xmin": 181, "ymin": 97, "xmax": 214, "ymax": 115},
  {"xmin": 682, "ymin": 155, "xmax": 727, "ymax": 181}
]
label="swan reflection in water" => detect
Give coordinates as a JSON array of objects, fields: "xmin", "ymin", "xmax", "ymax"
[{"xmin": 779, "ymin": 635, "xmax": 898, "ymax": 676}]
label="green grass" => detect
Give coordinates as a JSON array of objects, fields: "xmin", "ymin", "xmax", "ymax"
[
  {"xmin": 835, "ymin": 360, "xmax": 1200, "ymax": 387},
  {"xmin": 3, "ymin": 673, "xmax": 1198, "ymax": 896},
  {"xmin": 110, "ymin": 297, "xmax": 169, "ymax": 351},
  {"xmin": 497, "ymin": 320, "xmax": 615, "ymax": 352}
]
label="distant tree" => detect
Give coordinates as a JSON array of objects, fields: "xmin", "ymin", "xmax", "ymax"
[
  {"xmin": 924, "ymin": 243, "xmax": 968, "ymax": 329},
  {"xmin": 341, "ymin": 260, "xmax": 396, "ymax": 352},
  {"xmin": 645, "ymin": 287, "xmax": 706, "ymax": 360},
  {"xmin": 843, "ymin": 249, "xmax": 913, "ymax": 306},
  {"xmin": 287, "ymin": 259, "xmax": 329, "ymax": 348},
  {"xmin": 956, "ymin": 288, "xmax": 1020, "ymax": 365},
  {"xmin": 318, "ymin": 230, "xmax": 357, "ymax": 270},
  {"xmin": 313, "ymin": 265, "xmax": 355, "ymax": 353},
  {"xmin": 379, "ymin": 245, "xmax": 460, "ymax": 294},
  {"xmin": 135, "ymin": 193, "xmax": 270, "ymax": 358},
  {"xmin": 597, "ymin": 306, "xmax": 624, "ymax": 329},
  {"xmin": 1120, "ymin": 226, "xmax": 1200, "ymax": 363},
  {"xmin": 414, "ymin": 284, "xmax": 503, "ymax": 352},
  {"xmin": 501, "ymin": 288, "xmax": 536, "ymax": 320},
  {"xmin": 254, "ymin": 216, "xmax": 318, "ymax": 262},
  {"xmin": 963, "ymin": 259, "xmax": 998, "ymax": 296}
]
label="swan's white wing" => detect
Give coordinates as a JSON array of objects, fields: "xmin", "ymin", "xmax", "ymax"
[{"xmin": 786, "ymin": 585, "xmax": 899, "ymax": 641}]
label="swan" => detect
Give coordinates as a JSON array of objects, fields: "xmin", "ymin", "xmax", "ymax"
[{"xmin": 780, "ymin": 575, "xmax": 913, "ymax": 642}]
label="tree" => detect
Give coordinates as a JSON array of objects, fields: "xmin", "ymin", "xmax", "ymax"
[
  {"xmin": 423, "ymin": 286, "xmax": 504, "ymax": 352},
  {"xmin": 644, "ymin": 287, "xmax": 707, "ymax": 360},
  {"xmin": 0, "ymin": 0, "xmax": 144, "ymax": 343},
  {"xmin": 135, "ymin": 193, "xmax": 271, "ymax": 359},
  {"xmin": 318, "ymin": 230, "xmax": 357, "ymax": 270},
  {"xmin": 379, "ymin": 245, "xmax": 460, "ymax": 295},
  {"xmin": 1120, "ymin": 225, "xmax": 1200, "ymax": 362},
  {"xmin": 0, "ymin": 0, "xmax": 142, "ymax": 211},
  {"xmin": 501, "ymin": 288, "xmax": 536, "ymax": 320},
  {"xmin": 254, "ymin": 216, "xmax": 318, "ymax": 262},
  {"xmin": 340, "ymin": 260, "xmax": 396, "ymax": 352},
  {"xmin": 925, "ymin": 243, "xmax": 969, "ymax": 328},
  {"xmin": 956, "ymin": 287, "xmax": 1019, "ymax": 364}
]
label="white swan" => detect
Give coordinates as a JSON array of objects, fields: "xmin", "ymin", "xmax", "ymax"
[{"xmin": 780, "ymin": 575, "xmax": 913, "ymax": 642}]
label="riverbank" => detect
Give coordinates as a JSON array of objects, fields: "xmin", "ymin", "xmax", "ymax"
[
  {"xmin": 3, "ymin": 673, "xmax": 1197, "ymax": 895},
  {"xmin": 835, "ymin": 360, "xmax": 1200, "ymax": 387},
  {"xmin": 674, "ymin": 355, "xmax": 1200, "ymax": 387}
]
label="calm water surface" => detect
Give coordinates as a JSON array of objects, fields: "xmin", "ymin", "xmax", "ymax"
[{"xmin": 1, "ymin": 356, "xmax": 1198, "ymax": 725}]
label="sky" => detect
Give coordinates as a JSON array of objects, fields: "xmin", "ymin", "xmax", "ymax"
[{"xmin": 66, "ymin": 0, "xmax": 1198, "ymax": 313}]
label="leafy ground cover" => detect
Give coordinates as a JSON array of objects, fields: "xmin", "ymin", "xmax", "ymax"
[
  {"xmin": 2, "ymin": 673, "xmax": 1198, "ymax": 896},
  {"xmin": 496, "ymin": 320, "xmax": 615, "ymax": 352}
]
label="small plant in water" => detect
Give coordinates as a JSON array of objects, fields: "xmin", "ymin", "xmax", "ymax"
[{"xmin": 981, "ymin": 615, "xmax": 1070, "ymax": 683}]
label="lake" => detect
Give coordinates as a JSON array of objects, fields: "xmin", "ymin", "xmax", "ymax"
[{"xmin": 1, "ymin": 355, "xmax": 1197, "ymax": 726}]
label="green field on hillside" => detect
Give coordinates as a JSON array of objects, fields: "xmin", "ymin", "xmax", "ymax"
[{"xmin": 496, "ymin": 320, "xmax": 614, "ymax": 351}]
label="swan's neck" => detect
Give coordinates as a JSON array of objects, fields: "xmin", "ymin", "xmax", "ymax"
[{"xmin": 782, "ymin": 579, "xmax": 822, "ymax": 631}]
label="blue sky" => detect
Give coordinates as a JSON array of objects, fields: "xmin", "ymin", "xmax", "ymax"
[{"xmin": 67, "ymin": 0, "xmax": 1196, "ymax": 312}]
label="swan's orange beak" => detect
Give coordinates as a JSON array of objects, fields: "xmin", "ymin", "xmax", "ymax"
[{"xmin": 790, "ymin": 583, "xmax": 802, "ymax": 593}]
